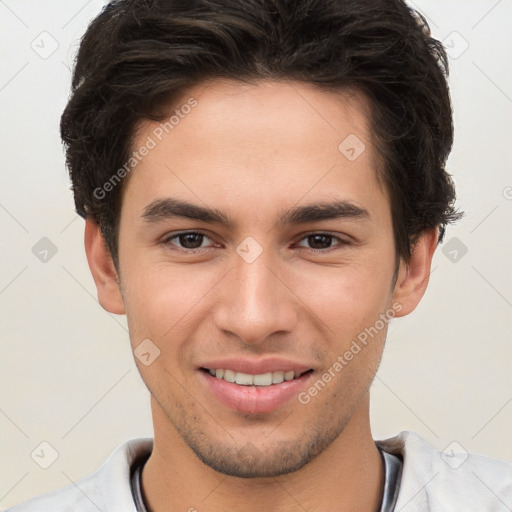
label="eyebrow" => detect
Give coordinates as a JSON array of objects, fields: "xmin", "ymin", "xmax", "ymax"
[{"xmin": 141, "ymin": 197, "xmax": 370, "ymax": 228}]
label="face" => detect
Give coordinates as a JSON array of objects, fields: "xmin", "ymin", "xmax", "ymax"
[{"xmin": 95, "ymin": 79, "xmax": 420, "ymax": 478}]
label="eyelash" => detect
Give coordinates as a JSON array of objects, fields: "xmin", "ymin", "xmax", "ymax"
[{"xmin": 161, "ymin": 231, "xmax": 351, "ymax": 254}]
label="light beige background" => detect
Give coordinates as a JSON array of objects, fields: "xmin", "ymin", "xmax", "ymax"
[{"xmin": 1, "ymin": 0, "xmax": 511, "ymax": 508}]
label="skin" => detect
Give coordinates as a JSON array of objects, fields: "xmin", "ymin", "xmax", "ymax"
[{"xmin": 85, "ymin": 79, "xmax": 437, "ymax": 511}]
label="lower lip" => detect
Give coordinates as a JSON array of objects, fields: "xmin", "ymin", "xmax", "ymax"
[{"xmin": 199, "ymin": 370, "xmax": 313, "ymax": 414}]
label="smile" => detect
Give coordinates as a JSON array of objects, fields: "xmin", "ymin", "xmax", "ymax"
[{"xmin": 203, "ymin": 368, "xmax": 310, "ymax": 387}]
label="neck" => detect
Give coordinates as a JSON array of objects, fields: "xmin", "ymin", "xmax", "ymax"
[{"xmin": 142, "ymin": 394, "xmax": 383, "ymax": 512}]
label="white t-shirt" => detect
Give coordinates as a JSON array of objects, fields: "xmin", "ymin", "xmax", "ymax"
[{"xmin": 6, "ymin": 431, "xmax": 512, "ymax": 511}]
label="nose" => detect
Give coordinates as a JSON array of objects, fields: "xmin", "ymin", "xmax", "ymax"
[{"xmin": 213, "ymin": 247, "xmax": 298, "ymax": 346}]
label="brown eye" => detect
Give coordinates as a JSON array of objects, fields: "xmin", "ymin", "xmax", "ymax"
[
  {"xmin": 163, "ymin": 231, "xmax": 214, "ymax": 251},
  {"xmin": 296, "ymin": 233, "xmax": 349, "ymax": 251},
  {"xmin": 176, "ymin": 233, "xmax": 205, "ymax": 249}
]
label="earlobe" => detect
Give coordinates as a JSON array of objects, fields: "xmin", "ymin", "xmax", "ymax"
[
  {"xmin": 84, "ymin": 217, "xmax": 126, "ymax": 315},
  {"xmin": 391, "ymin": 228, "xmax": 438, "ymax": 317}
]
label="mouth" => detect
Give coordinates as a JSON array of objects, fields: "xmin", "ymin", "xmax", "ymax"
[{"xmin": 198, "ymin": 367, "xmax": 314, "ymax": 414}]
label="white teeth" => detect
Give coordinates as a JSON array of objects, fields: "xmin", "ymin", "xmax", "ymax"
[
  {"xmin": 253, "ymin": 373, "xmax": 273, "ymax": 386},
  {"xmin": 223, "ymin": 369, "xmax": 236, "ymax": 383},
  {"xmin": 272, "ymin": 371, "xmax": 284, "ymax": 384},
  {"xmin": 207, "ymin": 368, "xmax": 305, "ymax": 386},
  {"xmin": 235, "ymin": 372, "xmax": 254, "ymax": 385}
]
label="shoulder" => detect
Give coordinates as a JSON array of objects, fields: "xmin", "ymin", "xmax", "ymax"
[
  {"xmin": 5, "ymin": 438, "xmax": 153, "ymax": 512},
  {"xmin": 376, "ymin": 431, "xmax": 512, "ymax": 512}
]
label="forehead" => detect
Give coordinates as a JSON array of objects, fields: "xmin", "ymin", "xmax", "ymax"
[
  {"xmin": 156, "ymin": 78, "xmax": 375, "ymax": 158},
  {"xmin": 121, "ymin": 79, "xmax": 388, "ymax": 229}
]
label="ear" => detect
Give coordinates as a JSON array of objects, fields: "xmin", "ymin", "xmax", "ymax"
[
  {"xmin": 84, "ymin": 217, "xmax": 125, "ymax": 315},
  {"xmin": 391, "ymin": 228, "xmax": 438, "ymax": 317}
]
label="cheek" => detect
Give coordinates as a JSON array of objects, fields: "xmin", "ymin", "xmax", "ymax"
[
  {"xmin": 122, "ymin": 263, "xmax": 220, "ymax": 343},
  {"xmin": 291, "ymin": 258, "xmax": 394, "ymax": 337}
]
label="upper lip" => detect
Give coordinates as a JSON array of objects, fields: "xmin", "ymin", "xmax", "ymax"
[{"xmin": 199, "ymin": 357, "xmax": 313, "ymax": 375}]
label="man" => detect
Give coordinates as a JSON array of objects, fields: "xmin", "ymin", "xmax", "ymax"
[{"xmin": 8, "ymin": 0, "xmax": 511, "ymax": 510}]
